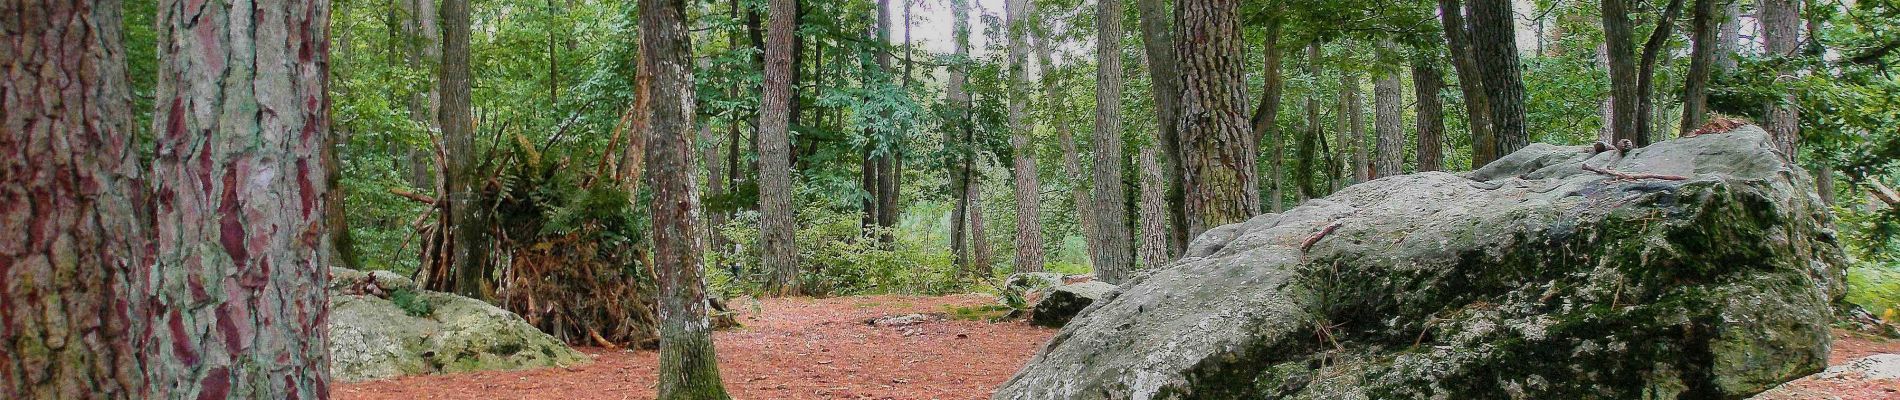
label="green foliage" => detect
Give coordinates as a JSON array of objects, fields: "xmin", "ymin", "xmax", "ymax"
[
  {"xmin": 710, "ymin": 205, "xmax": 972, "ymax": 297},
  {"xmin": 390, "ymin": 288, "xmax": 435, "ymax": 318}
]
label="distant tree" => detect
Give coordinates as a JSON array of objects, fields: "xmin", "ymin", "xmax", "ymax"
[
  {"xmin": 1, "ymin": 1, "xmax": 151, "ymax": 397},
  {"xmin": 875, "ymin": 0, "xmax": 899, "ymax": 244},
  {"xmin": 147, "ymin": 0, "xmax": 333, "ymax": 395},
  {"xmin": 1174, "ymin": 0, "xmax": 1260, "ymax": 239},
  {"xmin": 1602, "ymin": 0, "xmax": 1684, "ymax": 145},
  {"xmin": 1372, "ymin": 55, "xmax": 1406, "ymax": 179},
  {"xmin": 1250, "ymin": 12, "xmax": 1286, "ymax": 212},
  {"xmin": 760, "ymin": 0, "xmax": 801, "ymax": 294},
  {"xmin": 948, "ymin": 0, "xmax": 974, "ymax": 272},
  {"xmin": 1036, "ymin": 20, "xmax": 1100, "ymax": 259},
  {"xmin": 1006, "ymin": 0, "xmax": 1045, "ymax": 272},
  {"xmin": 1296, "ymin": 42, "xmax": 1323, "ymax": 200},
  {"xmin": 1340, "ymin": 70, "xmax": 1366, "ymax": 182},
  {"xmin": 642, "ymin": 0, "xmax": 732, "ymax": 394},
  {"xmin": 1438, "ymin": 0, "xmax": 1496, "ymax": 166},
  {"xmin": 1680, "ymin": 0, "xmax": 1720, "ymax": 135},
  {"xmin": 1762, "ymin": 0, "xmax": 1801, "ymax": 160},
  {"xmin": 1414, "ymin": 59, "xmax": 1448, "ymax": 172},
  {"xmin": 1091, "ymin": 0, "xmax": 1135, "ymax": 283},
  {"xmin": 1138, "ymin": 137, "xmax": 1172, "ymax": 269},
  {"xmin": 1136, "ymin": 0, "xmax": 1189, "ymax": 253}
]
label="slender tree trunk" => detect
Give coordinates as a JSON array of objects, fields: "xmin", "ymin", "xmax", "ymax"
[
  {"xmin": 1174, "ymin": 0, "xmax": 1259, "ymax": 240},
  {"xmin": 1598, "ymin": 44, "xmax": 1616, "ymax": 143},
  {"xmin": 948, "ymin": 0, "xmax": 973, "ymax": 272},
  {"xmin": 760, "ymin": 0, "xmax": 801, "ymax": 295},
  {"xmin": 1340, "ymin": 71, "xmax": 1366, "ymax": 183},
  {"xmin": 1135, "ymin": 0, "xmax": 1188, "ymax": 254},
  {"xmin": 1761, "ymin": 0, "xmax": 1800, "ymax": 160},
  {"xmin": 401, "ymin": 0, "xmax": 440, "ymax": 190},
  {"xmin": 1468, "ymin": 0, "xmax": 1528, "ymax": 158},
  {"xmin": 1716, "ymin": 0, "xmax": 1740, "ymax": 72},
  {"xmin": 1250, "ymin": 15, "xmax": 1285, "ymax": 212},
  {"xmin": 1637, "ymin": 0, "xmax": 1685, "ymax": 145},
  {"xmin": 641, "ymin": 0, "xmax": 731, "ymax": 393},
  {"xmin": 875, "ymin": 0, "xmax": 898, "ymax": 245},
  {"xmin": 1296, "ymin": 42, "xmax": 1322, "ymax": 201},
  {"xmin": 1039, "ymin": 31, "xmax": 1098, "ymax": 262},
  {"xmin": 1603, "ymin": 0, "xmax": 1641, "ymax": 145},
  {"xmin": 1003, "ymin": 0, "xmax": 1045, "ymax": 271},
  {"xmin": 1680, "ymin": 0, "xmax": 1718, "ymax": 136},
  {"xmin": 1414, "ymin": 59, "xmax": 1448, "ymax": 172},
  {"xmin": 440, "ymin": 0, "xmax": 490, "ymax": 298},
  {"xmin": 148, "ymin": 0, "xmax": 333, "ymax": 395},
  {"xmin": 1440, "ymin": 0, "xmax": 1496, "ymax": 166},
  {"xmin": 1091, "ymin": 0, "xmax": 1134, "ymax": 283},
  {"xmin": 1137, "ymin": 140, "xmax": 1171, "ymax": 269},
  {"xmin": 968, "ymin": 173, "xmax": 993, "ymax": 277},
  {"xmin": 1, "ymin": 1, "xmax": 152, "ymax": 396},
  {"xmin": 1373, "ymin": 63, "xmax": 1406, "ymax": 178}
]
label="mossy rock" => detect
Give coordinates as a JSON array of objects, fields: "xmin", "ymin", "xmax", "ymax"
[
  {"xmin": 327, "ymin": 270, "xmax": 589, "ymax": 382},
  {"xmin": 995, "ymin": 126, "xmax": 1845, "ymax": 400}
]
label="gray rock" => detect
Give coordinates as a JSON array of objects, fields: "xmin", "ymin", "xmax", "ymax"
[
  {"xmin": 996, "ymin": 126, "xmax": 1846, "ymax": 400},
  {"xmin": 327, "ymin": 269, "xmax": 589, "ymax": 382},
  {"xmin": 1031, "ymin": 281, "xmax": 1117, "ymax": 328},
  {"xmin": 1818, "ymin": 354, "xmax": 1900, "ymax": 380}
]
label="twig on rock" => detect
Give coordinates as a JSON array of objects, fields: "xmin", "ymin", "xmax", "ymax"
[
  {"xmin": 1581, "ymin": 164, "xmax": 1688, "ymax": 181},
  {"xmin": 1301, "ymin": 221, "xmax": 1344, "ymax": 253}
]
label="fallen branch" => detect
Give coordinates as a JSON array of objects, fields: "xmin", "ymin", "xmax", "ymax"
[
  {"xmin": 1581, "ymin": 164, "xmax": 1688, "ymax": 181},
  {"xmin": 388, "ymin": 188, "xmax": 439, "ymax": 205},
  {"xmin": 1302, "ymin": 221, "xmax": 1344, "ymax": 253},
  {"xmin": 1872, "ymin": 180, "xmax": 1900, "ymax": 207}
]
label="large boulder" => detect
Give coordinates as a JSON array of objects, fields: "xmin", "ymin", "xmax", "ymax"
[
  {"xmin": 328, "ymin": 268, "xmax": 589, "ymax": 382},
  {"xmin": 996, "ymin": 126, "xmax": 1846, "ymax": 399}
]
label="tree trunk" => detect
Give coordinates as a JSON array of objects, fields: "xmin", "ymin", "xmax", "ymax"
[
  {"xmin": 1005, "ymin": 0, "xmax": 1044, "ymax": 272},
  {"xmin": 948, "ymin": 0, "xmax": 973, "ymax": 272},
  {"xmin": 1597, "ymin": 44, "xmax": 1615, "ymax": 143},
  {"xmin": 875, "ymin": 0, "xmax": 898, "ymax": 245},
  {"xmin": 148, "ymin": 0, "xmax": 333, "ymax": 395},
  {"xmin": 1414, "ymin": 59, "xmax": 1448, "ymax": 172},
  {"xmin": 401, "ymin": 0, "xmax": 440, "ymax": 190},
  {"xmin": 1091, "ymin": 0, "xmax": 1134, "ymax": 283},
  {"xmin": 1680, "ymin": 0, "xmax": 1718, "ymax": 136},
  {"xmin": 1468, "ymin": 0, "xmax": 1528, "ymax": 158},
  {"xmin": 1602, "ymin": 0, "xmax": 1641, "ymax": 145},
  {"xmin": 1174, "ymin": 0, "xmax": 1260, "ymax": 240},
  {"xmin": 1373, "ymin": 63, "xmax": 1406, "ymax": 179},
  {"xmin": 1439, "ymin": 0, "xmax": 1496, "ymax": 166},
  {"xmin": 1637, "ymin": 0, "xmax": 1685, "ymax": 145},
  {"xmin": 760, "ymin": 0, "xmax": 801, "ymax": 295},
  {"xmin": 1761, "ymin": 0, "xmax": 1800, "ymax": 160},
  {"xmin": 1, "ymin": 1, "xmax": 152, "ymax": 396},
  {"xmin": 439, "ymin": 0, "xmax": 490, "ymax": 298},
  {"xmin": 1296, "ymin": 42, "xmax": 1322, "ymax": 201},
  {"xmin": 1034, "ymin": 23, "xmax": 1097, "ymax": 260},
  {"xmin": 640, "ymin": 0, "xmax": 732, "ymax": 394},
  {"xmin": 968, "ymin": 173, "xmax": 993, "ymax": 277},
  {"xmin": 1250, "ymin": 15, "xmax": 1285, "ymax": 212},
  {"xmin": 1715, "ymin": 0, "xmax": 1740, "ymax": 72},
  {"xmin": 1137, "ymin": 141, "xmax": 1171, "ymax": 269},
  {"xmin": 1135, "ymin": 0, "xmax": 1188, "ymax": 255},
  {"xmin": 1340, "ymin": 71, "xmax": 1366, "ymax": 182}
]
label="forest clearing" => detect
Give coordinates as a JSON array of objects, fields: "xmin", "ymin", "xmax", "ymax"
[{"xmin": 7, "ymin": 0, "xmax": 1900, "ymax": 396}]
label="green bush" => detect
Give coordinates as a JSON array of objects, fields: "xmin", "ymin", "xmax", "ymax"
[{"xmin": 709, "ymin": 204, "xmax": 984, "ymax": 298}]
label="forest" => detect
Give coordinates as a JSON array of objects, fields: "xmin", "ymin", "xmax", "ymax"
[{"xmin": 5, "ymin": 0, "xmax": 1900, "ymax": 397}]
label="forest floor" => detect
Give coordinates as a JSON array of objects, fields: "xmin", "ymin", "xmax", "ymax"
[{"xmin": 333, "ymin": 294, "xmax": 1900, "ymax": 400}]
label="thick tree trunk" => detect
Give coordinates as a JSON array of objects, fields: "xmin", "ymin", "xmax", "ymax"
[
  {"xmin": 439, "ymin": 0, "xmax": 490, "ymax": 298},
  {"xmin": 1468, "ymin": 0, "xmax": 1528, "ymax": 157},
  {"xmin": 1173, "ymin": 0, "xmax": 1259, "ymax": 241},
  {"xmin": 1761, "ymin": 0, "xmax": 1800, "ymax": 160},
  {"xmin": 1, "ymin": 1, "xmax": 151, "ymax": 396},
  {"xmin": 1372, "ymin": 64, "xmax": 1406, "ymax": 178},
  {"xmin": 1034, "ymin": 25, "xmax": 1098, "ymax": 260},
  {"xmin": 1602, "ymin": 0, "xmax": 1641, "ymax": 145},
  {"xmin": 1680, "ymin": 0, "xmax": 1718, "ymax": 136},
  {"xmin": 1005, "ymin": 0, "xmax": 1044, "ymax": 272},
  {"xmin": 1340, "ymin": 71, "xmax": 1366, "ymax": 182},
  {"xmin": 1296, "ymin": 42, "xmax": 1322, "ymax": 201},
  {"xmin": 148, "ymin": 0, "xmax": 333, "ymax": 396},
  {"xmin": 1091, "ymin": 0, "xmax": 1134, "ymax": 283},
  {"xmin": 1414, "ymin": 60, "xmax": 1448, "ymax": 172},
  {"xmin": 640, "ymin": 0, "xmax": 731, "ymax": 394},
  {"xmin": 1135, "ymin": 0, "xmax": 1188, "ymax": 255},
  {"xmin": 1250, "ymin": 16, "xmax": 1285, "ymax": 212},
  {"xmin": 1136, "ymin": 141, "xmax": 1171, "ymax": 269},
  {"xmin": 760, "ymin": 0, "xmax": 801, "ymax": 295},
  {"xmin": 1439, "ymin": 0, "xmax": 1496, "ymax": 166}
]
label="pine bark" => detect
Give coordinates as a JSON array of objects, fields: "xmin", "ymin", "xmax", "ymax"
[
  {"xmin": 1467, "ymin": 0, "xmax": 1528, "ymax": 158},
  {"xmin": 1295, "ymin": 42, "xmax": 1322, "ymax": 201},
  {"xmin": 1716, "ymin": 0, "xmax": 1740, "ymax": 72},
  {"xmin": 1373, "ymin": 66, "xmax": 1406, "ymax": 179},
  {"xmin": 1, "ymin": 0, "xmax": 152, "ymax": 396},
  {"xmin": 1250, "ymin": 16, "xmax": 1285, "ymax": 212},
  {"xmin": 1761, "ymin": 0, "xmax": 1800, "ymax": 160},
  {"xmin": 1034, "ymin": 26, "xmax": 1098, "ymax": 260},
  {"xmin": 875, "ymin": 0, "xmax": 898, "ymax": 245},
  {"xmin": 1340, "ymin": 72, "xmax": 1366, "ymax": 182},
  {"xmin": 641, "ymin": 0, "xmax": 731, "ymax": 394},
  {"xmin": 1439, "ymin": 0, "xmax": 1496, "ymax": 166},
  {"xmin": 148, "ymin": 0, "xmax": 334, "ymax": 395},
  {"xmin": 1414, "ymin": 60, "xmax": 1448, "ymax": 172},
  {"xmin": 1135, "ymin": 0, "xmax": 1188, "ymax": 254},
  {"xmin": 1680, "ymin": 0, "xmax": 1718, "ymax": 135},
  {"xmin": 1005, "ymin": 0, "xmax": 1044, "ymax": 272},
  {"xmin": 760, "ymin": 0, "xmax": 801, "ymax": 295},
  {"xmin": 1137, "ymin": 141, "xmax": 1171, "ymax": 269},
  {"xmin": 439, "ymin": 0, "xmax": 490, "ymax": 298},
  {"xmin": 1173, "ymin": 0, "xmax": 1259, "ymax": 241},
  {"xmin": 948, "ymin": 0, "xmax": 972, "ymax": 272},
  {"xmin": 1090, "ymin": 0, "xmax": 1134, "ymax": 283}
]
